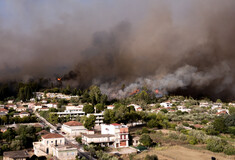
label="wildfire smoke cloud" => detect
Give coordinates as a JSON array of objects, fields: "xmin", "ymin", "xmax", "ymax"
[{"xmin": 0, "ymin": 0, "xmax": 234, "ymax": 100}]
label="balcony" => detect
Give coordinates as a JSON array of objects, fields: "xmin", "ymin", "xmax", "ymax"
[{"xmin": 120, "ymin": 131, "xmax": 129, "ymax": 134}]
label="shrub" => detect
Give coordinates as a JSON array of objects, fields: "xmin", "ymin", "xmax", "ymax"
[
  {"xmin": 180, "ymin": 129, "xmax": 188, "ymax": 134},
  {"xmin": 142, "ymin": 127, "xmax": 150, "ymax": 134},
  {"xmin": 223, "ymin": 145, "xmax": 235, "ymax": 155},
  {"xmin": 75, "ymin": 136, "xmax": 82, "ymax": 144},
  {"xmin": 228, "ymin": 127, "xmax": 235, "ymax": 135},
  {"xmin": 144, "ymin": 154, "xmax": 158, "ymax": 160},
  {"xmin": 168, "ymin": 132, "xmax": 179, "ymax": 139},
  {"xmin": 206, "ymin": 137, "xmax": 227, "ymax": 152},
  {"xmin": 175, "ymin": 124, "xmax": 184, "ymax": 132},
  {"xmin": 205, "ymin": 125, "xmax": 219, "ymax": 135},
  {"xmin": 140, "ymin": 134, "xmax": 153, "ymax": 147},
  {"xmin": 179, "ymin": 133, "xmax": 188, "ymax": 141},
  {"xmin": 187, "ymin": 136, "xmax": 198, "ymax": 145},
  {"xmin": 147, "ymin": 119, "xmax": 157, "ymax": 128},
  {"xmin": 182, "ymin": 122, "xmax": 189, "ymax": 127},
  {"xmin": 160, "ymin": 109, "xmax": 168, "ymax": 113},
  {"xmin": 188, "ymin": 130, "xmax": 207, "ymax": 144},
  {"xmin": 201, "ymin": 119, "xmax": 208, "ymax": 124},
  {"xmin": 169, "ymin": 123, "xmax": 177, "ymax": 129}
]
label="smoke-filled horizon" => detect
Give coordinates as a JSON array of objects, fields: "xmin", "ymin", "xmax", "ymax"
[{"xmin": 0, "ymin": 0, "xmax": 234, "ymax": 100}]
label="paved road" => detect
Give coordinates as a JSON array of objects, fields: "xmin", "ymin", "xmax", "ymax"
[
  {"xmin": 35, "ymin": 112, "xmax": 96, "ymax": 160},
  {"xmin": 35, "ymin": 112, "xmax": 57, "ymax": 130}
]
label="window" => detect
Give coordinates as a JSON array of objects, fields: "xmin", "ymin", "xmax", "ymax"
[{"xmin": 47, "ymin": 141, "xmax": 49, "ymax": 144}]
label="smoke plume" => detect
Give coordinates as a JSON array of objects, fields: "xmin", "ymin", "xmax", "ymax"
[{"xmin": 0, "ymin": 0, "xmax": 235, "ymax": 100}]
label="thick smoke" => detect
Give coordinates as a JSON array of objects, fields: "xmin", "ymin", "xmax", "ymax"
[{"xmin": 0, "ymin": 0, "xmax": 235, "ymax": 100}]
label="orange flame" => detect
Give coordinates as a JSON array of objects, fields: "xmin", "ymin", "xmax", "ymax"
[
  {"xmin": 57, "ymin": 78, "xmax": 62, "ymax": 81},
  {"xmin": 130, "ymin": 89, "xmax": 140, "ymax": 95},
  {"xmin": 155, "ymin": 89, "xmax": 159, "ymax": 94}
]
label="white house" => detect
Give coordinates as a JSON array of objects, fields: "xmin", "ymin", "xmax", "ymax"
[
  {"xmin": 16, "ymin": 106, "xmax": 27, "ymax": 112},
  {"xmin": 65, "ymin": 105, "xmax": 84, "ymax": 112},
  {"xmin": 7, "ymin": 100, "xmax": 14, "ymax": 104},
  {"xmin": 19, "ymin": 112, "xmax": 30, "ymax": 118},
  {"xmin": 82, "ymin": 123, "xmax": 129, "ymax": 148},
  {"xmin": 212, "ymin": 103, "xmax": 222, "ymax": 110},
  {"xmin": 57, "ymin": 110, "xmax": 85, "ymax": 118},
  {"xmin": 5, "ymin": 104, "xmax": 17, "ymax": 110},
  {"xmin": 101, "ymin": 123, "xmax": 129, "ymax": 148},
  {"xmin": 87, "ymin": 112, "xmax": 104, "ymax": 125},
  {"xmin": 217, "ymin": 109, "xmax": 229, "ymax": 115},
  {"xmin": 177, "ymin": 106, "xmax": 191, "ymax": 113},
  {"xmin": 160, "ymin": 102, "xmax": 172, "ymax": 108},
  {"xmin": 45, "ymin": 103, "xmax": 58, "ymax": 109},
  {"xmin": 128, "ymin": 104, "xmax": 143, "ymax": 111},
  {"xmin": 33, "ymin": 133, "xmax": 77, "ymax": 160},
  {"xmin": 61, "ymin": 121, "xmax": 86, "ymax": 137},
  {"xmin": 38, "ymin": 107, "xmax": 49, "ymax": 111},
  {"xmin": 107, "ymin": 105, "xmax": 115, "ymax": 110},
  {"xmin": 41, "ymin": 100, "xmax": 47, "ymax": 104},
  {"xmin": 33, "ymin": 103, "xmax": 43, "ymax": 111},
  {"xmin": 199, "ymin": 102, "xmax": 210, "ymax": 108}
]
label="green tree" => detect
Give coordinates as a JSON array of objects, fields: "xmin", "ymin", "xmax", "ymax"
[
  {"xmin": 147, "ymin": 119, "xmax": 157, "ymax": 128},
  {"xmin": 100, "ymin": 95, "xmax": 107, "ymax": 105},
  {"xmin": 89, "ymin": 85, "xmax": 102, "ymax": 105},
  {"xmin": 48, "ymin": 113, "xmax": 58, "ymax": 125},
  {"xmin": 3, "ymin": 128, "xmax": 16, "ymax": 142},
  {"xmin": 225, "ymin": 114, "xmax": 235, "ymax": 127},
  {"xmin": 10, "ymin": 140, "xmax": 22, "ymax": 150},
  {"xmin": 62, "ymin": 85, "xmax": 71, "ymax": 95},
  {"xmin": 95, "ymin": 103, "xmax": 104, "ymax": 113},
  {"xmin": 136, "ymin": 90, "xmax": 150, "ymax": 103},
  {"xmin": 212, "ymin": 117, "xmax": 227, "ymax": 133},
  {"xmin": 139, "ymin": 134, "xmax": 153, "ymax": 147},
  {"xmin": 84, "ymin": 115, "xmax": 96, "ymax": 130},
  {"xmin": 72, "ymin": 88, "xmax": 78, "ymax": 95},
  {"xmin": 114, "ymin": 105, "xmax": 129, "ymax": 123},
  {"xmin": 83, "ymin": 105, "xmax": 94, "ymax": 114},
  {"xmin": 228, "ymin": 107, "xmax": 235, "ymax": 115},
  {"xmin": 82, "ymin": 90, "xmax": 90, "ymax": 103},
  {"xmin": 1, "ymin": 115, "xmax": 8, "ymax": 124},
  {"xmin": 160, "ymin": 109, "xmax": 168, "ymax": 113},
  {"xmin": 104, "ymin": 109, "xmax": 115, "ymax": 124}
]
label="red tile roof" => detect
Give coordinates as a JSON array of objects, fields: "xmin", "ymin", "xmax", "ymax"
[
  {"xmin": 63, "ymin": 121, "xmax": 83, "ymax": 126},
  {"xmin": 216, "ymin": 111, "xmax": 228, "ymax": 115},
  {"xmin": 34, "ymin": 123, "xmax": 43, "ymax": 128},
  {"xmin": 0, "ymin": 108, "xmax": 8, "ymax": 112},
  {"xmin": 41, "ymin": 133, "xmax": 64, "ymax": 139},
  {"xmin": 37, "ymin": 130, "xmax": 50, "ymax": 135},
  {"xmin": 111, "ymin": 123, "xmax": 121, "ymax": 126}
]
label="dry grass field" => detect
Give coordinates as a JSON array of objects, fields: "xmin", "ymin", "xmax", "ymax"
[{"xmin": 128, "ymin": 145, "xmax": 235, "ymax": 160}]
